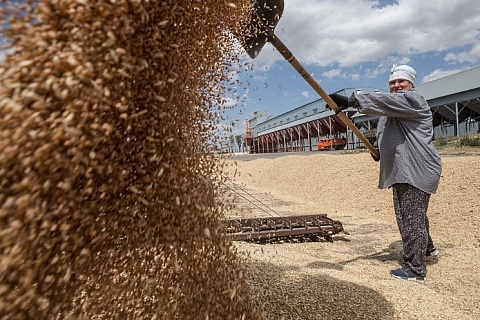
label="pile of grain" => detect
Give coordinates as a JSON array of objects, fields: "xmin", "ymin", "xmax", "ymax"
[
  {"xmin": 224, "ymin": 152, "xmax": 480, "ymax": 319},
  {"xmin": 0, "ymin": 1, "xmax": 262, "ymax": 319}
]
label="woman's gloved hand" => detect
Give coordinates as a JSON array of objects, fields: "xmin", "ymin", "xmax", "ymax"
[
  {"xmin": 327, "ymin": 93, "xmax": 357, "ymax": 114},
  {"xmin": 371, "ymin": 148, "xmax": 380, "ymax": 162}
]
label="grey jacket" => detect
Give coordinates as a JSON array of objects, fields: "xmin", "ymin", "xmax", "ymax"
[{"xmin": 353, "ymin": 90, "xmax": 442, "ymax": 194}]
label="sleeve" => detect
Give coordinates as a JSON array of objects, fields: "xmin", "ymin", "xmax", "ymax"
[{"xmin": 353, "ymin": 91, "xmax": 430, "ymax": 119}]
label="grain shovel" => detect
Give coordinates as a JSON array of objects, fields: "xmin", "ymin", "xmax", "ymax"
[{"xmin": 236, "ymin": 0, "xmax": 380, "ymax": 160}]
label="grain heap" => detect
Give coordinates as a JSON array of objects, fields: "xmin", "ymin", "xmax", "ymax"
[{"xmin": 0, "ymin": 0, "xmax": 261, "ymax": 318}]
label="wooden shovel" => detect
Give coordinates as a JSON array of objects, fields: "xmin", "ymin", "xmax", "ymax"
[{"xmin": 236, "ymin": 0, "xmax": 380, "ymax": 160}]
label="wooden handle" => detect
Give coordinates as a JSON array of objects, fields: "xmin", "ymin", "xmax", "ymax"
[{"xmin": 267, "ymin": 32, "xmax": 379, "ymax": 160}]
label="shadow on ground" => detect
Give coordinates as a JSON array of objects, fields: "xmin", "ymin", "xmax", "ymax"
[
  {"xmin": 332, "ymin": 240, "xmax": 440, "ymax": 267},
  {"xmin": 249, "ymin": 260, "xmax": 395, "ymax": 320}
]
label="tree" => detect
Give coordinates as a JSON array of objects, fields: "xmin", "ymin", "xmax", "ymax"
[{"xmin": 235, "ymin": 135, "xmax": 243, "ymax": 153}]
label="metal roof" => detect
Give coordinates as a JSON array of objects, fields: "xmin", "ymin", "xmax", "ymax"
[
  {"xmin": 253, "ymin": 87, "xmax": 382, "ymax": 135},
  {"xmin": 248, "ymin": 66, "xmax": 480, "ymax": 136},
  {"xmin": 416, "ymin": 66, "xmax": 480, "ymax": 100},
  {"xmin": 352, "ymin": 66, "xmax": 480, "ymax": 125}
]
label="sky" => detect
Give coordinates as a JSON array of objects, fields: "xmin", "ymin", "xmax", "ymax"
[
  {"xmin": 222, "ymin": 0, "xmax": 480, "ymax": 136},
  {"xmin": 1, "ymin": 0, "xmax": 479, "ymax": 140}
]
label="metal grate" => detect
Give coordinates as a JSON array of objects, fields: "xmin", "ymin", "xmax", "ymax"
[{"xmin": 221, "ymin": 214, "xmax": 345, "ymax": 243}]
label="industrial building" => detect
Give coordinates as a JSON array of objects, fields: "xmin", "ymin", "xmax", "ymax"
[{"xmin": 244, "ymin": 66, "xmax": 480, "ymax": 153}]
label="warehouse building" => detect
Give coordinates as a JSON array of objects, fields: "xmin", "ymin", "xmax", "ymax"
[{"xmin": 245, "ymin": 66, "xmax": 480, "ymax": 153}]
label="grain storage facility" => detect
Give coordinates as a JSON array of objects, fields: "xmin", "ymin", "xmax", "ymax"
[{"xmin": 245, "ymin": 66, "xmax": 480, "ymax": 153}]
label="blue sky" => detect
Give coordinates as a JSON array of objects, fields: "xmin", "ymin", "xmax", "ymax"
[{"xmin": 222, "ymin": 0, "xmax": 480, "ymax": 136}]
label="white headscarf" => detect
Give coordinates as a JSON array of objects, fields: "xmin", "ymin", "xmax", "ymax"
[{"xmin": 389, "ymin": 64, "xmax": 416, "ymax": 86}]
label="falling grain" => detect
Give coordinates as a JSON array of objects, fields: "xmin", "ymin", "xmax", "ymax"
[{"xmin": 0, "ymin": 0, "xmax": 261, "ymax": 319}]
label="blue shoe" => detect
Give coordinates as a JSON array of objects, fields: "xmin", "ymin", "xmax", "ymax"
[{"xmin": 390, "ymin": 266, "xmax": 425, "ymax": 282}]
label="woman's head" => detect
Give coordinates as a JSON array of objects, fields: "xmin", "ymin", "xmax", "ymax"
[{"xmin": 389, "ymin": 64, "xmax": 416, "ymax": 93}]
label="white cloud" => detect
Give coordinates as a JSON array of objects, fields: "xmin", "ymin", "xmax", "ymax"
[
  {"xmin": 301, "ymin": 91, "xmax": 311, "ymax": 98},
  {"xmin": 253, "ymin": 0, "xmax": 480, "ymax": 68},
  {"xmin": 444, "ymin": 42, "xmax": 480, "ymax": 64},
  {"xmin": 349, "ymin": 73, "xmax": 361, "ymax": 81},
  {"xmin": 222, "ymin": 95, "xmax": 243, "ymax": 109},
  {"xmin": 322, "ymin": 69, "xmax": 342, "ymax": 79}
]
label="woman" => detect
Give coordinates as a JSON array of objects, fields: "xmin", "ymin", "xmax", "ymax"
[{"xmin": 329, "ymin": 64, "xmax": 442, "ymax": 281}]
